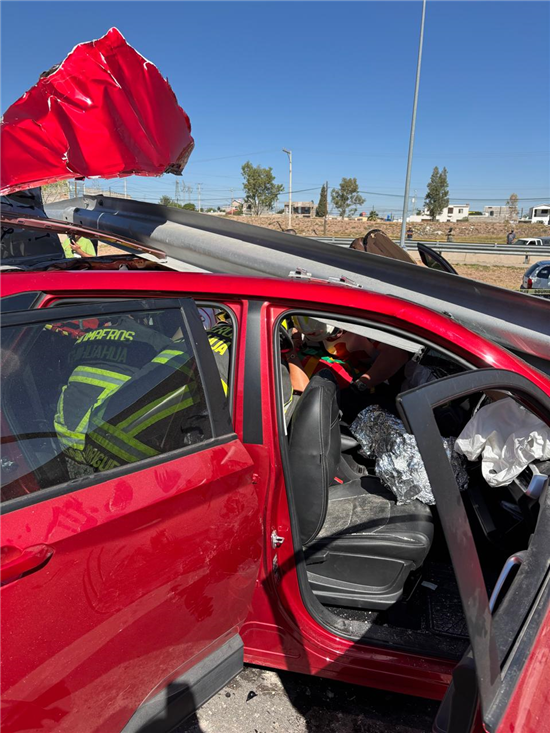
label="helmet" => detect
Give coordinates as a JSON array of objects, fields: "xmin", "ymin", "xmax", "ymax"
[{"xmin": 292, "ymin": 316, "xmax": 335, "ymax": 343}]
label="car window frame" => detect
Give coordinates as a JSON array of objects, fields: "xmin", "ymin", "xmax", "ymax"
[
  {"xmin": 1, "ymin": 297, "xmax": 234, "ymax": 515},
  {"xmin": 194, "ymin": 300, "xmax": 238, "ymax": 419}
]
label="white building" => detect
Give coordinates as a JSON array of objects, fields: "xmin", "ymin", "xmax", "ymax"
[
  {"xmin": 528, "ymin": 204, "xmax": 550, "ymax": 225},
  {"xmin": 483, "ymin": 205, "xmax": 513, "ymax": 221},
  {"xmin": 435, "ymin": 204, "xmax": 470, "ymax": 222},
  {"xmin": 283, "ymin": 200, "xmax": 316, "ymax": 217},
  {"xmin": 408, "ymin": 204, "xmax": 469, "ymax": 223}
]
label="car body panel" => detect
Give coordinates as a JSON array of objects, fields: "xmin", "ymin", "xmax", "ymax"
[
  {"xmin": 497, "ymin": 603, "xmax": 550, "ymax": 733},
  {"xmin": 0, "ymin": 28, "xmax": 194, "ymax": 196},
  {"xmin": 0, "ymin": 290, "xmax": 263, "ymax": 733},
  {"xmin": 1, "ymin": 441, "xmax": 260, "ymax": 733}
]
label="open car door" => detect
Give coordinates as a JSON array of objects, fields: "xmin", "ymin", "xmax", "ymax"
[
  {"xmin": 417, "ymin": 243, "xmax": 458, "ymax": 275},
  {"xmin": 396, "ymin": 369, "xmax": 550, "ymax": 733},
  {"xmin": 0, "ymin": 296, "xmax": 261, "ymax": 733}
]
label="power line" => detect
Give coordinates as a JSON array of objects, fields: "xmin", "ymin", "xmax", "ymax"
[{"xmin": 190, "ymin": 149, "xmax": 280, "ymax": 163}]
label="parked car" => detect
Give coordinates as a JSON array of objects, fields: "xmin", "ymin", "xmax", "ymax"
[
  {"xmin": 521, "ymin": 259, "xmax": 550, "ymax": 297},
  {"xmin": 514, "ymin": 237, "xmax": 550, "ymax": 247},
  {"xmin": 2, "ymin": 28, "xmax": 550, "ymax": 733}
]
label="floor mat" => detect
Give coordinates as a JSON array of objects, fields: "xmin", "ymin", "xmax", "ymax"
[{"xmin": 422, "ymin": 563, "xmax": 469, "ymax": 639}]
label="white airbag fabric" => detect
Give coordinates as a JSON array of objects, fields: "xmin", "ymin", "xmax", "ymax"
[{"xmin": 455, "ymin": 398, "xmax": 550, "ymax": 487}]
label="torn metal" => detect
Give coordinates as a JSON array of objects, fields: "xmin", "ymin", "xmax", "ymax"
[{"xmin": 0, "ymin": 27, "xmax": 194, "ymax": 196}]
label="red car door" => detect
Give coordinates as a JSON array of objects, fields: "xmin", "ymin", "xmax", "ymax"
[
  {"xmin": 0, "ymin": 297, "xmax": 262, "ymax": 733},
  {"xmin": 397, "ymin": 369, "xmax": 550, "ymax": 733}
]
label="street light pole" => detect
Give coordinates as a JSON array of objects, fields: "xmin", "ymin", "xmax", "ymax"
[
  {"xmin": 283, "ymin": 149, "xmax": 292, "ymax": 229},
  {"xmin": 399, "ymin": 0, "xmax": 427, "ymax": 249}
]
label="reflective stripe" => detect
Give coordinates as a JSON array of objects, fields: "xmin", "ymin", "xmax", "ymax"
[
  {"xmin": 128, "ymin": 393, "xmax": 197, "ymax": 436},
  {"xmin": 220, "ymin": 379, "xmax": 228, "ymax": 396},
  {"xmin": 118, "ymin": 384, "xmax": 196, "ymax": 432},
  {"xmin": 88, "ymin": 426, "xmax": 152, "ymax": 463},
  {"xmin": 151, "ymin": 349, "xmax": 191, "ymax": 368},
  {"xmin": 89, "ymin": 419, "xmax": 158, "ymax": 461},
  {"xmin": 55, "ymin": 367, "xmax": 130, "ymax": 455},
  {"xmin": 284, "ymin": 390, "xmax": 293, "ymax": 413},
  {"xmin": 69, "ymin": 366, "xmax": 131, "ymax": 388}
]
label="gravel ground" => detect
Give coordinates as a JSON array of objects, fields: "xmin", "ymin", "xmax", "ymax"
[
  {"xmin": 453, "ymin": 263, "xmax": 525, "ymax": 290},
  {"xmin": 175, "ymin": 665, "xmax": 439, "ymax": 733}
]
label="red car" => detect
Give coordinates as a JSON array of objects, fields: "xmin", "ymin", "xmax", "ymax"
[{"xmin": 2, "ymin": 29, "xmax": 550, "ymax": 733}]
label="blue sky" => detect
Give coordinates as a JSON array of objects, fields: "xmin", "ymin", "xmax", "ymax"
[{"xmin": 2, "ymin": 1, "xmax": 549, "ymax": 215}]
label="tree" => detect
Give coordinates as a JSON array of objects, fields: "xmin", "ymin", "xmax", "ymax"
[
  {"xmin": 241, "ymin": 162, "xmax": 284, "ymax": 215},
  {"xmin": 182, "ymin": 202, "xmax": 196, "ymax": 211},
  {"xmin": 160, "ymin": 195, "xmax": 174, "ymax": 206},
  {"xmin": 424, "ymin": 166, "xmax": 449, "ymax": 220},
  {"xmin": 330, "ymin": 178, "xmax": 365, "ymax": 219},
  {"xmin": 367, "ymin": 208, "xmax": 378, "ymax": 221},
  {"xmin": 316, "ymin": 184, "xmax": 328, "ymax": 218},
  {"xmin": 506, "ymin": 193, "xmax": 519, "ymax": 220},
  {"xmin": 42, "ymin": 181, "xmax": 70, "ymax": 204}
]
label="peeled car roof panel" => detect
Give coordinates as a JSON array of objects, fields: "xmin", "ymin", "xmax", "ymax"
[{"xmin": 0, "ymin": 27, "xmax": 194, "ymax": 196}]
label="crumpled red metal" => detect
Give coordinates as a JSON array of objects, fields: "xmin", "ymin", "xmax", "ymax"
[{"xmin": 0, "ymin": 27, "xmax": 194, "ymax": 196}]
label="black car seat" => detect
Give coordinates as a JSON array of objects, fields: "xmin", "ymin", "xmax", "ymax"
[{"xmin": 288, "ymin": 374, "xmax": 434, "ymax": 610}]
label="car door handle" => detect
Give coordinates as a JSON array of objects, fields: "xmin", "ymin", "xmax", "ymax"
[{"xmin": 0, "ymin": 544, "xmax": 54, "ymax": 585}]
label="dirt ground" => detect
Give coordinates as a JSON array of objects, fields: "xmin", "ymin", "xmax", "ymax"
[
  {"xmin": 176, "ymin": 665, "xmax": 439, "ymax": 733},
  {"xmin": 453, "ymin": 264, "xmax": 524, "ymax": 290},
  {"xmin": 224, "ymin": 214, "xmax": 548, "ymax": 244}
]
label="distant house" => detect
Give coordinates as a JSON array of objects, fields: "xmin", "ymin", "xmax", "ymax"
[
  {"xmin": 408, "ymin": 204, "xmax": 469, "ymax": 223},
  {"xmin": 528, "ymin": 204, "xmax": 550, "ymax": 225},
  {"xmin": 483, "ymin": 205, "xmax": 513, "ymax": 221},
  {"xmin": 223, "ymin": 198, "xmax": 243, "ymax": 214},
  {"xmin": 283, "ymin": 201, "xmax": 315, "ymax": 217},
  {"xmin": 435, "ymin": 204, "xmax": 470, "ymax": 223}
]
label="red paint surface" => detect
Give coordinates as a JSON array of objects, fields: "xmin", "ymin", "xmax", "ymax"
[
  {"xmin": 496, "ymin": 604, "xmax": 550, "ymax": 733},
  {"xmin": 0, "ymin": 28, "xmax": 194, "ymax": 196},
  {"xmin": 1, "ymin": 440, "xmax": 260, "ymax": 733}
]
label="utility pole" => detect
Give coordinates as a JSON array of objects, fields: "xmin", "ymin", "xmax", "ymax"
[
  {"xmin": 399, "ymin": 0, "xmax": 427, "ymax": 249},
  {"xmin": 74, "ymin": 180, "xmax": 78, "ymax": 198},
  {"xmin": 324, "ymin": 180, "xmax": 328, "ymax": 236},
  {"xmin": 197, "ymin": 183, "xmax": 202, "ymax": 212},
  {"xmin": 175, "ymin": 180, "xmax": 179, "ymax": 204},
  {"xmin": 124, "ymin": 178, "xmax": 127, "ymax": 199},
  {"xmin": 229, "ymin": 188, "xmax": 234, "ymax": 212},
  {"xmin": 283, "ymin": 149, "xmax": 292, "ymax": 229}
]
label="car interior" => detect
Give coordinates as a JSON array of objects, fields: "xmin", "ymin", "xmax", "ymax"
[{"xmin": 273, "ymin": 312, "xmax": 550, "ymax": 660}]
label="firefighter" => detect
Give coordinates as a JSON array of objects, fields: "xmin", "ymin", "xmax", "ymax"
[
  {"xmin": 54, "ymin": 315, "xmax": 174, "ymax": 468},
  {"xmin": 207, "ymin": 321, "xmax": 307, "ymax": 423},
  {"xmin": 83, "ymin": 340, "xmax": 204, "ymax": 470}
]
